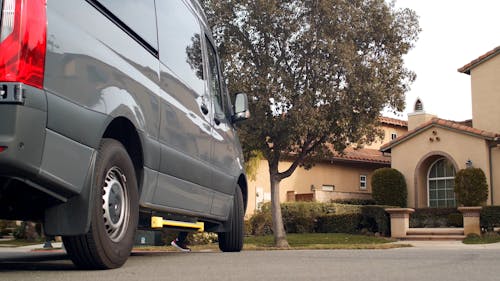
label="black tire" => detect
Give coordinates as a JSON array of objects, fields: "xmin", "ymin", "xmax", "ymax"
[
  {"xmin": 63, "ymin": 139, "xmax": 139, "ymax": 269},
  {"xmin": 218, "ymin": 187, "xmax": 244, "ymax": 252}
]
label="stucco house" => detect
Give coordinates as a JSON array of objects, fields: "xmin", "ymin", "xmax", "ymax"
[
  {"xmin": 246, "ymin": 117, "xmax": 408, "ymax": 216},
  {"xmin": 381, "ymin": 46, "xmax": 500, "ymax": 208}
]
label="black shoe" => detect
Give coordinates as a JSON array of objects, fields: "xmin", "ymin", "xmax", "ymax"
[{"xmin": 171, "ymin": 239, "xmax": 191, "ymax": 252}]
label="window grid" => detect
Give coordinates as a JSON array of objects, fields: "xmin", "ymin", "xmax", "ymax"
[
  {"xmin": 428, "ymin": 159, "xmax": 456, "ymax": 208},
  {"xmin": 360, "ymin": 175, "xmax": 367, "ymax": 190}
]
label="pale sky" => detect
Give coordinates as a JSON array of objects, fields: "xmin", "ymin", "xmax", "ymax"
[{"xmin": 389, "ymin": 0, "xmax": 500, "ymax": 121}]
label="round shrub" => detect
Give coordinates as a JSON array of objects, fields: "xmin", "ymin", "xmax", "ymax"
[
  {"xmin": 371, "ymin": 168, "xmax": 407, "ymax": 207},
  {"xmin": 454, "ymin": 167, "xmax": 488, "ymax": 206}
]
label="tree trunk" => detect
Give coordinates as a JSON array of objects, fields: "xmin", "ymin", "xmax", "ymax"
[{"xmin": 270, "ymin": 175, "xmax": 290, "ymax": 248}]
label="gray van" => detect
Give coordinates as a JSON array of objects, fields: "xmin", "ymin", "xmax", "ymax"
[{"xmin": 0, "ymin": 0, "xmax": 249, "ymax": 269}]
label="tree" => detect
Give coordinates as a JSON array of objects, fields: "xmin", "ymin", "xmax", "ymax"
[
  {"xmin": 371, "ymin": 168, "xmax": 407, "ymax": 207},
  {"xmin": 202, "ymin": 0, "xmax": 420, "ymax": 247}
]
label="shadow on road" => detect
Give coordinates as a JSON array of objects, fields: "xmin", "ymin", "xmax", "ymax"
[
  {"xmin": 0, "ymin": 252, "xmax": 75, "ymax": 271},
  {"xmin": 0, "ymin": 250, "xmax": 210, "ymax": 271},
  {"xmin": 0, "ymin": 250, "xmax": 216, "ymax": 271}
]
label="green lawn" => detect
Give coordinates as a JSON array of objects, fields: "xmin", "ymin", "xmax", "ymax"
[
  {"xmin": 243, "ymin": 233, "xmax": 405, "ymax": 250},
  {"xmin": 0, "ymin": 233, "xmax": 407, "ymax": 251},
  {"xmin": 134, "ymin": 233, "xmax": 406, "ymax": 251}
]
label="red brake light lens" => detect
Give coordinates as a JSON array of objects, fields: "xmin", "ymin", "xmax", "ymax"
[{"xmin": 0, "ymin": 0, "xmax": 46, "ymax": 89}]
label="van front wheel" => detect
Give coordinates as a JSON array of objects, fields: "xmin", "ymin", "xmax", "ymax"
[
  {"xmin": 63, "ymin": 139, "xmax": 138, "ymax": 269},
  {"xmin": 218, "ymin": 187, "xmax": 244, "ymax": 252}
]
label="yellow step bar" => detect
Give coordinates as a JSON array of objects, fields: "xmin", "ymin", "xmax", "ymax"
[{"xmin": 151, "ymin": 216, "xmax": 204, "ymax": 232}]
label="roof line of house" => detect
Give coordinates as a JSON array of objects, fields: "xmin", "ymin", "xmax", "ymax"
[
  {"xmin": 380, "ymin": 117, "xmax": 500, "ymax": 153},
  {"xmin": 458, "ymin": 46, "xmax": 500, "ymax": 75},
  {"xmin": 330, "ymin": 156, "xmax": 390, "ymax": 165}
]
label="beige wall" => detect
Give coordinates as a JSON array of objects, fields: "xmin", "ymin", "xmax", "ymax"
[
  {"xmin": 470, "ymin": 55, "xmax": 500, "ymax": 133},
  {"xmin": 363, "ymin": 124, "xmax": 408, "ymax": 150},
  {"xmin": 390, "ymin": 126, "xmax": 493, "ymax": 208},
  {"xmin": 246, "ymin": 159, "xmax": 380, "ymax": 217}
]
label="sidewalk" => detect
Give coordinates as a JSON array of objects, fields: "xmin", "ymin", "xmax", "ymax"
[{"xmin": 393, "ymin": 240, "xmax": 500, "ymax": 250}]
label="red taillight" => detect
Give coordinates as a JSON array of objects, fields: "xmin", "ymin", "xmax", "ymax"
[{"xmin": 0, "ymin": 0, "xmax": 46, "ymax": 89}]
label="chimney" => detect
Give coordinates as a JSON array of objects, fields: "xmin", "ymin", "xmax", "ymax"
[{"xmin": 408, "ymin": 98, "xmax": 436, "ymax": 131}]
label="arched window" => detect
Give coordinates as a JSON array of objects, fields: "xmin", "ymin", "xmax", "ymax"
[{"xmin": 428, "ymin": 158, "xmax": 456, "ymax": 207}]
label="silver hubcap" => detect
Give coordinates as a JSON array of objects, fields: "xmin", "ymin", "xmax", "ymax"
[{"xmin": 102, "ymin": 166, "xmax": 129, "ymax": 242}]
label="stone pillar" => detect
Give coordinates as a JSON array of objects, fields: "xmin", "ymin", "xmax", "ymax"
[
  {"xmin": 458, "ymin": 207, "xmax": 482, "ymax": 236},
  {"xmin": 385, "ymin": 208, "xmax": 415, "ymax": 238}
]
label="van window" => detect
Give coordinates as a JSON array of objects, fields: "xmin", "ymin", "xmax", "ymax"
[
  {"xmin": 156, "ymin": 1, "xmax": 205, "ymax": 96},
  {"xmin": 206, "ymin": 38, "xmax": 230, "ymax": 120},
  {"xmin": 205, "ymin": 38, "xmax": 224, "ymax": 119},
  {"xmin": 97, "ymin": 0, "xmax": 158, "ymax": 50}
]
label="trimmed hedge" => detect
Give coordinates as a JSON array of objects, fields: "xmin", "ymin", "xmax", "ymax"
[
  {"xmin": 316, "ymin": 214, "xmax": 363, "ymax": 234},
  {"xmin": 454, "ymin": 168, "xmax": 488, "ymax": 206},
  {"xmin": 481, "ymin": 206, "xmax": 500, "ymax": 231},
  {"xmin": 248, "ymin": 202, "xmax": 391, "ymax": 236},
  {"xmin": 361, "ymin": 206, "xmax": 391, "ymax": 236},
  {"xmin": 371, "ymin": 168, "xmax": 407, "ymax": 207},
  {"xmin": 331, "ymin": 199, "xmax": 376, "ymax": 205},
  {"xmin": 248, "ymin": 203, "xmax": 273, "ymax": 236},
  {"xmin": 410, "ymin": 208, "xmax": 463, "ymax": 228},
  {"xmin": 282, "ymin": 202, "xmax": 331, "ymax": 233}
]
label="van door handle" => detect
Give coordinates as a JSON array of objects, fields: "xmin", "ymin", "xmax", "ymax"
[{"xmin": 200, "ymin": 104, "xmax": 209, "ymax": 115}]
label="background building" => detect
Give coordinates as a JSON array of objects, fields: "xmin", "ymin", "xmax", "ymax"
[
  {"xmin": 381, "ymin": 46, "xmax": 500, "ymax": 208},
  {"xmin": 246, "ymin": 117, "xmax": 407, "ymax": 216}
]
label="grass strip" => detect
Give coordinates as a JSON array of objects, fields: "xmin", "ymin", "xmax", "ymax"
[
  {"xmin": 463, "ymin": 234, "xmax": 500, "ymax": 244},
  {"xmin": 134, "ymin": 233, "xmax": 409, "ymax": 251}
]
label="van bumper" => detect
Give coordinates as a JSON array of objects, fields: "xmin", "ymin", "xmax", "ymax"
[
  {"xmin": 0, "ymin": 84, "xmax": 95, "ymax": 202},
  {"xmin": 0, "ymin": 84, "xmax": 48, "ymax": 183}
]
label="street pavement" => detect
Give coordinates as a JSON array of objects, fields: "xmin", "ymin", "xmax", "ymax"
[{"xmin": 0, "ymin": 240, "xmax": 500, "ymax": 281}]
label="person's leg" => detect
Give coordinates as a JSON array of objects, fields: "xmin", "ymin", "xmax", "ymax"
[
  {"xmin": 177, "ymin": 231, "xmax": 188, "ymax": 243},
  {"xmin": 171, "ymin": 231, "xmax": 191, "ymax": 252}
]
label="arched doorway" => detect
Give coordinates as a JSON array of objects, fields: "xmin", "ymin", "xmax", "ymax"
[{"xmin": 428, "ymin": 158, "xmax": 456, "ymax": 207}]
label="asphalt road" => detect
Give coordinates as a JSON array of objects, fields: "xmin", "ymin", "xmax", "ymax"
[{"xmin": 0, "ymin": 244, "xmax": 499, "ymax": 281}]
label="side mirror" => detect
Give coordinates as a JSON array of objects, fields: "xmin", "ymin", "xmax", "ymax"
[{"xmin": 232, "ymin": 93, "xmax": 250, "ymax": 123}]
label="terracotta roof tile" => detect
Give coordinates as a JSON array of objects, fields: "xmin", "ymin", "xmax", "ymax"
[
  {"xmin": 332, "ymin": 147, "xmax": 390, "ymax": 164},
  {"xmin": 379, "ymin": 116, "xmax": 408, "ymax": 128},
  {"xmin": 380, "ymin": 117, "xmax": 500, "ymax": 152},
  {"xmin": 458, "ymin": 46, "xmax": 500, "ymax": 74}
]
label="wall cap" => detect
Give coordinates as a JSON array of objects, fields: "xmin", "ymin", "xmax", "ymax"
[
  {"xmin": 385, "ymin": 208, "xmax": 415, "ymax": 214},
  {"xmin": 458, "ymin": 206, "xmax": 482, "ymax": 217}
]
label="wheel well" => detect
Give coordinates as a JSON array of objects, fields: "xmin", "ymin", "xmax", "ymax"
[
  {"xmin": 102, "ymin": 117, "xmax": 144, "ymax": 189},
  {"xmin": 237, "ymin": 175, "xmax": 248, "ymax": 212}
]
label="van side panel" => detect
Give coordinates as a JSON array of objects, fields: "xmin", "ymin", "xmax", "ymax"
[
  {"xmin": 44, "ymin": 0, "xmax": 161, "ymax": 157},
  {"xmin": 149, "ymin": 1, "xmax": 215, "ymax": 214},
  {"xmin": 42, "ymin": 0, "xmax": 161, "ymax": 233}
]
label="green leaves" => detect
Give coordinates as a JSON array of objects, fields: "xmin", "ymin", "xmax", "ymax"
[
  {"xmin": 371, "ymin": 168, "xmax": 408, "ymax": 207},
  {"xmin": 454, "ymin": 168, "xmax": 489, "ymax": 206},
  {"xmin": 202, "ymin": 0, "xmax": 419, "ymax": 176}
]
